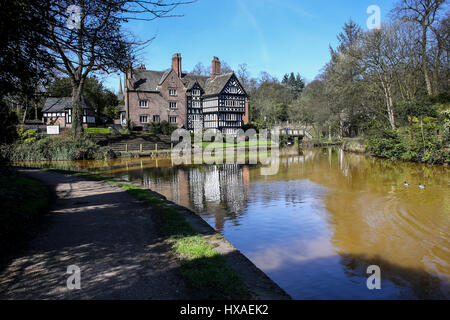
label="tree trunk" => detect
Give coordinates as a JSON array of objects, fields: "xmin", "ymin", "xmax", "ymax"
[
  {"xmin": 71, "ymin": 85, "xmax": 84, "ymax": 138},
  {"xmin": 420, "ymin": 117, "xmax": 425, "ymax": 153},
  {"xmin": 432, "ymin": 41, "xmax": 443, "ymax": 96},
  {"xmin": 381, "ymin": 76, "xmax": 396, "ymax": 129},
  {"xmin": 421, "ymin": 25, "xmax": 433, "ymax": 96},
  {"xmin": 409, "ymin": 116, "xmax": 415, "ymax": 140}
]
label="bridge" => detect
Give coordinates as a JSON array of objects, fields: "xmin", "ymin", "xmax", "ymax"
[{"xmin": 273, "ymin": 126, "xmax": 313, "ymax": 140}]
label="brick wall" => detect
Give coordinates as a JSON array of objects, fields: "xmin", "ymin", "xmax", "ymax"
[{"xmin": 127, "ymin": 70, "xmax": 187, "ymax": 128}]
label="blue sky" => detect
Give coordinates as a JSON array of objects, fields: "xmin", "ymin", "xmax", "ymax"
[{"xmin": 103, "ymin": 0, "xmax": 397, "ymax": 92}]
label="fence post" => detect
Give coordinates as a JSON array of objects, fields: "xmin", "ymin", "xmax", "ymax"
[{"xmin": 155, "ymin": 144, "xmax": 158, "ymax": 153}]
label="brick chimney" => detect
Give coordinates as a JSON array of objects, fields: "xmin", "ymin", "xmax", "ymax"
[
  {"xmin": 172, "ymin": 53, "xmax": 182, "ymax": 78},
  {"xmin": 211, "ymin": 56, "xmax": 221, "ymax": 79}
]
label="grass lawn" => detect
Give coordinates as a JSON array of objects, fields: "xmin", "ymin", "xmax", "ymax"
[
  {"xmin": 202, "ymin": 139, "xmax": 277, "ymax": 149},
  {"xmin": 0, "ymin": 170, "xmax": 48, "ymax": 253},
  {"xmin": 84, "ymin": 128, "xmax": 111, "ymax": 135}
]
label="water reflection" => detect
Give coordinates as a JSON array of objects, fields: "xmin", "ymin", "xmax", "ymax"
[
  {"xmin": 135, "ymin": 164, "xmax": 249, "ymax": 232},
  {"xmin": 16, "ymin": 148, "xmax": 450, "ymax": 299}
]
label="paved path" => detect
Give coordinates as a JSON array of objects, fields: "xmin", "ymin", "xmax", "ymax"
[{"xmin": 0, "ymin": 170, "xmax": 188, "ymax": 299}]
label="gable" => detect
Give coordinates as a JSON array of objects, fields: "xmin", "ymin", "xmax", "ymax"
[
  {"xmin": 191, "ymin": 82, "xmax": 204, "ymax": 93},
  {"xmin": 158, "ymin": 69, "xmax": 184, "ymax": 89},
  {"xmin": 221, "ymin": 75, "xmax": 246, "ymax": 95}
]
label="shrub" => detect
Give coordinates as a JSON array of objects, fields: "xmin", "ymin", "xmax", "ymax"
[
  {"xmin": 366, "ymin": 124, "xmax": 448, "ymax": 164},
  {"xmin": 145, "ymin": 121, "xmax": 177, "ymax": 135},
  {"xmin": 0, "ymin": 134, "xmax": 117, "ymax": 161},
  {"xmin": 16, "ymin": 128, "xmax": 39, "ymax": 144}
]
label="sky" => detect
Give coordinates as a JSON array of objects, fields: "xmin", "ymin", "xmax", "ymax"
[{"xmin": 103, "ymin": 0, "xmax": 398, "ymax": 92}]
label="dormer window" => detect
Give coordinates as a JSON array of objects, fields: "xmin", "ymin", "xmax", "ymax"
[
  {"xmin": 169, "ymin": 88, "xmax": 177, "ymax": 96},
  {"xmin": 139, "ymin": 100, "xmax": 148, "ymax": 108}
]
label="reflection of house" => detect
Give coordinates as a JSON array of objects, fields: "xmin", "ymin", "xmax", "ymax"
[
  {"xmin": 137, "ymin": 164, "xmax": 250, "ymax": 233},
  {"xmin": 188, "ymin": 165, "xmax": 249, "ymax": 232},
  {"xmin": 123, "ymin": 53, "xmax": 249, "ymax": 135},
  {"xmin": 42, "ymin": 97, "xmax": 96, "ymax": 128}
]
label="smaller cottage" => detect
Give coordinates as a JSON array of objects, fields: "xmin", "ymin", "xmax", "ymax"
[{"xmin": 42, "ymin": 97, "xmax": 96, "ymax": 128}]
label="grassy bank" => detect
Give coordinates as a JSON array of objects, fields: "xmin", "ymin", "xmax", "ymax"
[
  {"xmin": 0, "ymin": 170, "xmax": 48, "ymax": 253},
  {"xmin": 0, "ymin": 129, "xmax": 118, "ymax": 161},
  {"xmin": 56, "ymin": 170, "xmax": 250, "ymax": 299}
]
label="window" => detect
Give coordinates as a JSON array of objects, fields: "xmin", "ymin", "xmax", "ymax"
[
  {"xmin": 140, "ymin": 115, "xmax": 149, "ymax": 123},
  {"xmin": 169, "ymin": 116, "xmax": 177, "ymax": 124},
  {"xmin": 139, "ymin": 100, "xmax": 148, "ymax": 108},
  {"xmin": 153, "ymin": 115, "xmax": 160, "ymax": 123},
  {"xmin": 192, "ymin": 89, "xmax": 200, "ymax": 96},
  {"xmin": 229, "ymin": 86, "xmax": 238, "ymax": 94},
  {"xmin": 169, "ymin": 88, "xmax": 177, "ymax": 96},
  {"xmin": 169, "ymin": 102, "xmax": 177, "ymax": 109}
]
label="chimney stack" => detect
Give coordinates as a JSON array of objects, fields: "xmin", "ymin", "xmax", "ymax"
[
  {"xmin": 172, "ymin": 53, "xmax": 182, "ymax": 78},
  {"xmin": 211, "ymin": 56, "xmax": 221, "ymax": 79}
]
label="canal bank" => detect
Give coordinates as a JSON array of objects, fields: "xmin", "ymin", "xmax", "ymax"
[{"xmin": 0, "ymin": 168, "xmax": 290, "ymax": 300}]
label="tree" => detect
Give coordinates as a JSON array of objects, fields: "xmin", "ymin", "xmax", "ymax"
[
  {"xmin": 0, "ymin": 0, "xmax": 56, "ymax": 131},
  {"xmin": 237, "ymin": 63, "xmax": 257, "ymax": 94},
  {"xmin": 393, "ymin": 0, "xmax": 447, "ymax": 96},
  {"xmin": 281, "ymin": 72, "xmax": 305, "ymax": 97},
  {"xmin": 362, "ymin": 26, "xmax": 399, "ymax": 129},
  {"xmin": 322, "ymin": 19, "xmax": 364, "ymax": 137},
  {"xmin": 220, "ymin": 61, "xmax": 234, "ymax": 74},
  {"xmin": 44, "ymin": 0, "xmax": 192, "ymax": 137},
  {"xmin": 191, "ymin": 62, "xmax": 209, "ymax": 76},
  {"xmin": 0, "ymin": 0, "xmax": 54, "ymax": 99}
]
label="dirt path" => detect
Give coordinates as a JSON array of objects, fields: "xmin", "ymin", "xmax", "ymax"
[{"xmin": 0, "ymin": 169, "xmax": 188, "ymax": 299}]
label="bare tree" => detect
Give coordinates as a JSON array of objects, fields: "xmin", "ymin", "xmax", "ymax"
[
  {"xmin": 46, "ymin": 0, "xmax": 193, "ymax": 137},
  {"xmin": 393, "ymin": 0, "xmax": 447, "ymax": 96},
  {"xmin": 362, "ymin": 27, "xmax": 400, "ymax": 128},
  {"xmin": 191, "ymin": 62, "xmax": 209, "ymax": 76},
  {"xmin": 429, "ymin": 13, "xmax": 449, "ymax": 94}
]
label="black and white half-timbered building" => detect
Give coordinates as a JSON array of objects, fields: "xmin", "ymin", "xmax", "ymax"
[
  {"xmin": 186, "ymin": 73, "xmax": 248, "ymax": 135},
  {"xmin": 124, "ymin": 54, "xmax": 249, "ymax": 135}
]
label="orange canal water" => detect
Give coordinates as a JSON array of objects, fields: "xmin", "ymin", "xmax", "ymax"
[{"xmin": 18, "ymin": 148, "xmax": 450, "ymax": 299}]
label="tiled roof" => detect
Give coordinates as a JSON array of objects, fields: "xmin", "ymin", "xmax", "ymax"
[
  {"xmin": 43, "ymin": 97, "xmax": 93, "ymax": 112},
  {"xmin": 130, "ymin": 70, "xmax": 167, "ymax": 92},
  {"xmin": 129, "ymin": 68, "xmax": 237, "ymax": 97},
  {"xmin": 204, "ymin": 73, "xmax": 234, "ymax": 97},
  {"xmin": 181, "ymin": 74, "xmax": 209, "ymax": 90}
]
